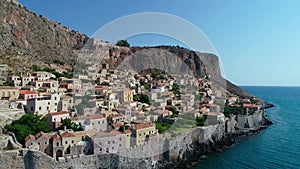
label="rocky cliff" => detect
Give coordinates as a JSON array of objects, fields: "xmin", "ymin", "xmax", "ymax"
[{"xmin": 0, "ymin": 0, "xmax": 88, "ymax": 72}]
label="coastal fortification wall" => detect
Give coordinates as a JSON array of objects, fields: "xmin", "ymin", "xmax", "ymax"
[{"xmin": 0, "ymin": 111, "xmax": 268, "ymax": 169}]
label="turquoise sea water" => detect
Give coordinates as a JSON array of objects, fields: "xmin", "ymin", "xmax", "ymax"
[{"xmin": 195, "ymin": 86, "xmax": 300, "ymax": 169}]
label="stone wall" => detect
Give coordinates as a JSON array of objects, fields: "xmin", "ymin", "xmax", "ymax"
[{"xmin": 0, "ymin": 110, "xmax": 270, "ymax": 169}]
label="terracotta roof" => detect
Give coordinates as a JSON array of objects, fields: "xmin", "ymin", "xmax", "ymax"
[
  {"xmin": 111, "ymin": 113, "xmax": 124, "ymax": 118},
  {"xmin": 112, "ymin": 123, "xmax": 124, "ymax": 129},
  {"xmin": 123, "ymin": 130, "xmax": 131, "ymax": 134},
  {"xmin": 157, "ymin": 110, "xmax": 171, "ymax": 115},
  {"xmin": 243, "ymin": 104, "xmax": 259, "ymax": 108},
  {"xmin": 131, "ymin": 122, "xmax": 155, "ymax": 130},
  {"xmin": 89, "ymin": 114, "xmax": 105, "ymax": 120},
  {"xmin": 60, "ymin": 131, "xmax": 75, "ymax": 138},
  {"xmin": 93, "ymin": 130, "xmax": 124, "ymax": 138},
  {"xmin": 0, "ymin": 86, "xmax": 18, "ymax": 90},
  {"xmin": 50, "ymin": 111, "xmax": 70, "ymax": 116},
  {"xmin": 19, "ymin": 90, "xmax": 38, "ymax": 95},
  {"xmin": 51, "ymin": 134, "xmax": 61, "ymax": 141},
  {"xmin": 25, "ymin": 134, "xmax": 35, "ymax": 142},
  {"xmin": 35, "ymin": 131, "xmax": 49, "ymax": 139},
  {"xmin": 71, "ymin": 116, "xmax": 87, "ymax": 121}
]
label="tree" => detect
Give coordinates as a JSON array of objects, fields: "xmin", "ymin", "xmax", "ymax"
[
  {"xmin": 195, "ymin": 116, "xmax": 206, "ymax": 126},
  {"xmin": 31, "ymin": 64, "xmax": 42, "ymax": 71},
  {"xmin": 133, "ymin": 93, "xmax": 150, "ymax": 105},
  {"xmin": 5, "ymin": 114, "xmax": 51, "ymax": 144},
  {"xmin": 116, "ymin": 40, "xmax": 130, "ymax": 47},
  {"xmin": 58, "ymin": 118, "xmax": 82, "ymax": 131}
]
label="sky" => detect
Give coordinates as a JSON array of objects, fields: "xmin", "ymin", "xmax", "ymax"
[{"xmin": 18, "ymin": 0, "xmax": 300, "ymax": 86}]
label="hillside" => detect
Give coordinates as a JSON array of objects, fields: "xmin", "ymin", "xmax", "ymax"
[{"xmin": 0, "ymin": 0, "xmax": 251, "ymax": 98}]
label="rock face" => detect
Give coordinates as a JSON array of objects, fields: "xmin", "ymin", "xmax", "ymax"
[{"xmin": 0, "ymin": 0, "xmax": 88, "ymax": 72}]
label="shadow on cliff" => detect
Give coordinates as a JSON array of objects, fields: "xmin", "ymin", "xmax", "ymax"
[{"xmin": 24, "ymin": 151, "xmax": 36, "ymax": 169}]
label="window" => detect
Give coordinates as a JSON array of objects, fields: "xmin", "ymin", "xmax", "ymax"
[
  {"xmin": 112, "ymin": 141, "xmax": 115, "ymax": 144},
  {"xmin": 112, "ymin": 147, "xmax": 114, "ymax": 150},
  {"xmin": 56, "ymin": 142, "xmax": 59, "ymax": 146},
  {"xmin": 119, "ymin": 138, "xmax": 122, "ymax": 141},
  {"xmin": 99, "ymin": 142, "xmax": 102, "ymax": 145},
  {"xmin": 54, "ymin": 97, "xmax": 57, "ymax": 100},
  {"xmin": 72, "ymin": 140, "xmax": 74, "ymax": 144},
  {"xmin": 119, "ymin": 144, "xmax": 122, "ymax": 147},
  {"xmin": 98, "ymin": 121, "xmax": 100, "ymax": 124},
  {"xmin": 100, "ymin": 148, "xmax": 102, "ymax": 151},
  {"xmin": 108, "ymin": 141, "xmax": 110, "ymax": 144},
  {"xmin": 45, "ymin": 142, "xmax": 47, "ymax": 144},
  {"xmin": 39, "ymin": 107, "xmax": 41, "ymax": 110},
  {"xmin": 65, "ymin": 141, "xmax": 68, "ymax": 144},
  {"xmin": 48, "ymin": 102, "xmax": 50, "ymax": 105},
  {"xmin": 139, "ymin": 133, "xmax": 141, "ymax": 136}
]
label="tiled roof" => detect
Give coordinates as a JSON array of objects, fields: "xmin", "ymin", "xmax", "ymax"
[
  {"xmin": 60, "ymin": 131, "xmax": 75, "ymax": 138},
  {"xmin": 71, "ymin": 116, "xmax": 87, "ymax": 121},
  {"xmin": 123, "ymin": 130, "xmax": 131, "ymax": 134},
  {"xmin": 89, "ymin": 114, "xmax": 105, "ymax": 120},
  {"xmin": 131, "ymin": 122, "xmax": 155, "ymax": 130},
  {"xmin": 50, "ymin": 111, "xmax": 70, "ymax": 116},
  {"xmin": 51, "ymin": 134, "xmax": 61, "ymax": 141},
  {"xmin": 243, "ymin": 104, "xmax": 259, "ymax": 108},
  {"xmin": 35, "ymin": 131, "xmax": 49, "ymax": 139},
  {"xmin": 93, "ymin": 130, "xmax": 124, "ymax": 138},
  {"xmin": 25, "ymin": 134, "xmax": 35, "ymax": 142},
  {"xmin": 19, "ymin": 90, "xmax": 38, "ymax": 95}
]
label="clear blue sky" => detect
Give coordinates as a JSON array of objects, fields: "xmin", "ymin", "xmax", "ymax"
[{"xmin": 18, "ymin": 0, "xmax": 300, "ymax": 86}]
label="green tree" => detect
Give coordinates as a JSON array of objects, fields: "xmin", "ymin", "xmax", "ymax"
[
  {"xmin": 58, "ymin": 118, "xmax": 82, "ymax": 131},
  {"xmin": 116, "ymin": 40, "xmax": 130, "ymax": 47},
  {"xmin": 31, "ymin": 64, "xmax": 42, "ymax": 71},
  {"xmin": 100, "ymin": 82, "xmax": 110, "ymax": 86},
  {"xmin": 195, "ymin": 116, "xmax": 206, "ymax": 126},
  {"xmin": 5, "ymin": 114, "xmax": 51, "ymax": 144},
  {"xmin": 133, "ymin": 93, "xmax": 150, "ymax": 105},
  {"xmin": 53, "ymin": 59, "xmax": 64, "ymax": 65}
]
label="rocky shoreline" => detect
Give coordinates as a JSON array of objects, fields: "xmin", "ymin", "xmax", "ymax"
[{"xmin": 156, "ymin": 108, "xmax": 273, "ymax": 169}]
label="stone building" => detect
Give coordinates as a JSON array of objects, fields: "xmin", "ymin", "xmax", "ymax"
[
  {"xmin": 130, "ymin": 122, "xmax": 157, "ymax": 146},
  {"xmin": 25, "ymin": 132, "xmax": 52, "ymax": 155},
  {"xmin": 0, "ymin": 86, "xmax": 19, "ymax": 104},
  {"xmin": 50, "ymin": 131, "xmax": 84, "ymax": 160},
  {"xmin": 47, "ymin": 111, "xmax": 71, "ymax": 130},
  {"xmin": 71, "ymin": 114, "xmax": 108, "ymax": 132},
  {"xmin": 92, "ymin": 130, "xmax": 127, "ymax": 154}
]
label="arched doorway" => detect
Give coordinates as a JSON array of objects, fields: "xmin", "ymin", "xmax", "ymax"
[
  {"xmin": 56, "ymin": 150, "xmax": 63, "ymax": 160},
  {"xmin": 145, "ymin": 135, "xmax": 150, "ymax": 142}
]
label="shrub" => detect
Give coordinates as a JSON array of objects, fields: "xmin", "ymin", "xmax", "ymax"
[{"xmin": 116, "ymin": 40, "xmax": 130, "ymax": 47}]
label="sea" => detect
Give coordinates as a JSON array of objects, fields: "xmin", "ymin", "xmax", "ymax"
[{"xmin": 195, "ymin": 86, "xmax": 300, "ymax": 169}]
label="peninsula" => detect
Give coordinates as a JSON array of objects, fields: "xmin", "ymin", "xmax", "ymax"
[{"xmin": 0, "ymin": 0, "xmax": 273, "ymax": 168}]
